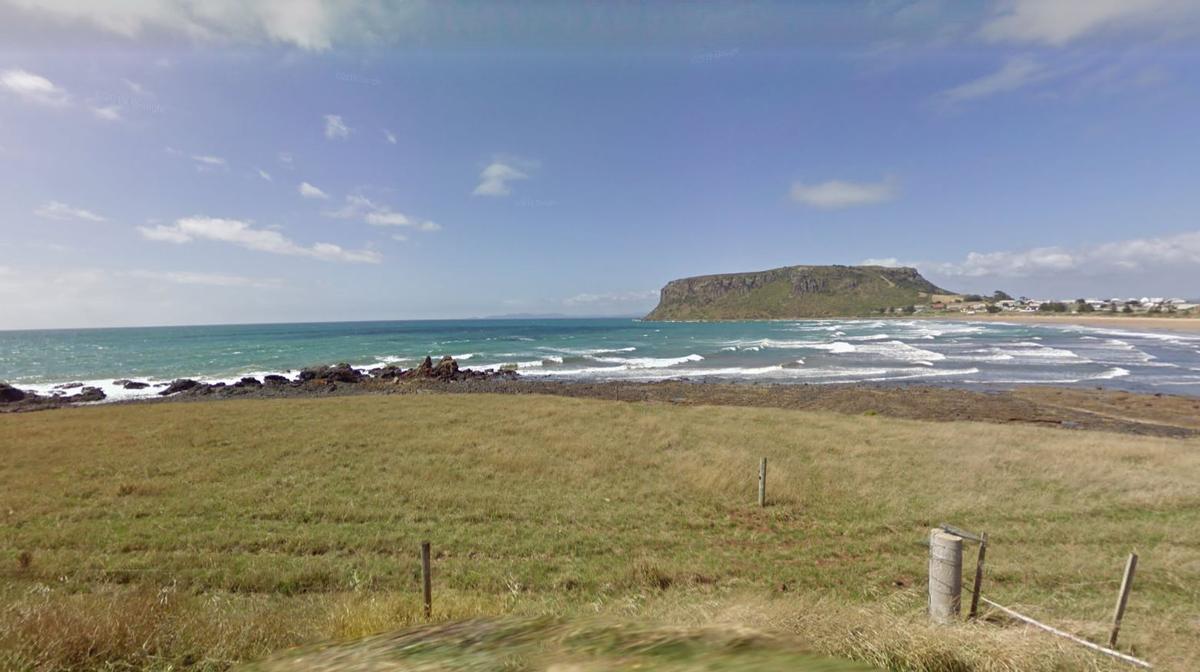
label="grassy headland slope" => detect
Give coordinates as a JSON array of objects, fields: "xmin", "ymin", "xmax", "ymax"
[
  {"xmin": 645, "ymin": 265, "xmax": 950, "ymax": 320},
  {"xmin": 1, "ymin": 394, "xmax": 1197, "ymax": 671}
]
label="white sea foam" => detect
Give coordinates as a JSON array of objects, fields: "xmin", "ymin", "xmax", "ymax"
[
  {"xmin": 590, "ymin": 354, "xmax": 705, "ymax": 368},
  {"xmin": 806, "ymin": 341, "xmax": 857, "ymax": 354}
]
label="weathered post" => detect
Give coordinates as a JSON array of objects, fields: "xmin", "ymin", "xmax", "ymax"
[
  {"xmin": 929, "ymin": 528, "xmax": 963, "ymax": 624},
  {"xmin": 758, "ymin": 458, "xmax": 767, "ymax": 507},
  {"xmin": 1108, "ymin": 553, "xmax": 1138, "ymax": 648},
  {"xmin": 421, "ymin": 541, "xmax": 432, "ymax": 619},
  {"xmin": 968, "ymin": 532, "xmax": 988, "ymax": 620}
]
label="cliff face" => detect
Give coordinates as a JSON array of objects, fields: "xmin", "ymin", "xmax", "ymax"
[{"xmin": 644, "ymin": 265, "xmax": 950, "ymax": 320}]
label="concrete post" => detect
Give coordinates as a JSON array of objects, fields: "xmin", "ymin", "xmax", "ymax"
[{"xmin": 929, "ymin": 528, "xmax": 963, "ymax": 624}]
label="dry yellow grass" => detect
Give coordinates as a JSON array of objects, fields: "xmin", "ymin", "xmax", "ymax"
[{"xmin": 1, "ymin": 393, "xmax": 1198, "ymax": 670}]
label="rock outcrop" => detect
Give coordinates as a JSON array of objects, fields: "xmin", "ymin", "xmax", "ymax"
[
  {"xmin": 645, "ymin": 265, "xmax": 951, "ymax": 320},
  {"xmin": 298, "ymin": 363, "xmax": 365, "ymax": 384},
  {"xmin": 159, "ymin": 379, "xmax": 201, "ymax": 396},
  {"xmin": 0, "ymin": 383, "xmax": 27, "ymax": 403}
]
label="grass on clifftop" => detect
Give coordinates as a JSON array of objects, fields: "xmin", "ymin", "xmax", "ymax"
[{"xmin": 1, "ymin": 394, "xmax": 1198, "ymax": 671}]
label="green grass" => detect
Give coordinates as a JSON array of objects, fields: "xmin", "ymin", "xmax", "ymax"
[{"xmin": 1, "ymin": 394, "xmax": 1198, "ymax": 670}]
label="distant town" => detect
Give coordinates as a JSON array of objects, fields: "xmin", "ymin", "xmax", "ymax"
[{"xmin": 913, "ymin": 292, "xmax": 1199, "ymax": 316}]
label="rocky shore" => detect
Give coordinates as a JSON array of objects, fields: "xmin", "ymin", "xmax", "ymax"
[
  {"xmin": 5, "ymin": 355, "xmax": 1200, "ymax": 438},
  {"xmin": 0, "ymin": 355, "xmax": 516, "ymax": 412}
]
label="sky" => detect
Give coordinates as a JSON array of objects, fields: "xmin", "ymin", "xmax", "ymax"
[{"xmin": 2, "ymin": 0, "xmax": 1200, "ymax": 329}]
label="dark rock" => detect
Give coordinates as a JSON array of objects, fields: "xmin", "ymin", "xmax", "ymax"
[
  {"xmin": 55, "ymin": 382, "xmax": 84, "ymax": 390},
  {"xmin": 370, "ymin": 364, "xmax": 405, "ymax": 380},
  {"xmin": 430, "ymin": 355, "xmax": 460, "ymax": 380},
  {"xmin": 122, "ymin": 381, "xmax": 150, "ymax": 390},
  {"xmin": 159, "ymin": 379, "xmax": 201, "ymax": 396},
  {"xmin": 410, "ymin": 356, "xmax": 434, "ymax": 377},
  {"xmin": 232, "ymin": 377, "xmax": 262, "ymax": 388},
  {"xmin": 263, "ymin": 374, "xmax": 289, "ymax": 385},
  {"xmin": 71, "ymin": 386, "xmax": 106, "ymax": 402},
  {"xmin": 298, "ymin": 363, "xmax": 364, "ymax": 384},
  {"xmin": 0, "ymin": 383, "xmax": 27, "ymax": 403}
]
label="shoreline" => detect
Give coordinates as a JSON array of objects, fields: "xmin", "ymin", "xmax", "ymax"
[
  {"xmin": 919, "ymin": 312, "xmax": 1200, "ymax": 333},
  {"xmin": 5, "ymin": 374, "xmax": 1200, "ymax": 439}
]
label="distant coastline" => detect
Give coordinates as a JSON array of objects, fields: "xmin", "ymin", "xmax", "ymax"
[{"xmin": 926, "ymin": 312, "xmax": 1200, "ymax": 334}]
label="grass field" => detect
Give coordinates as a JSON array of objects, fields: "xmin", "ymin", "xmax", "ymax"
[{"xmin": 1, "ymin": 394, "xmax": 1198, "ymax": 671}]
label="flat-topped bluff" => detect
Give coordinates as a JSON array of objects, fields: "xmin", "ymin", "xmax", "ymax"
[{"xmin": 644, "ymin": 264, "xmax": 951, "ymax": 320}]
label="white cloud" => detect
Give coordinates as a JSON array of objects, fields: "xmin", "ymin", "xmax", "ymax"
[
  {"xmin": 190, "ymin": 154, "xmax": 227, "ymax": 171},
  {"xmin": 91, "ymin": 105, "xmax": 122, "ymax": 121},
  {"xmin": 34, "ymin": 201, "xmax": 107, "ymax": 222},
  {"xmin": 937, "ymin": 55, "xmax": 1051, "ymax": 103},
  {"xmin": 278, "ymin": 151, "xmax": 294, "ymax": 167},
  {"xmin": 2, "ymin": 0, "xmax": 413, "ymax": 51},
  {"xmin": 473, "ymin": 161, "xmax": 530, "ymax": 197},
  {"xmin": 326, "ymin": 194, "xmax": 441, "ymax": 232},
  {"xmin": 866, "ymin": 230, "xmax": 1200, "ymax": 278},
  {"xmin": 563, "ymin": 290, "xmax": 658, "ymax": 307},
  {"xmin": 982, "ymin": 0, "xmax": 1200, "ymax": 46},
  {"xmin": 860, "ymin": 257, "xmax": 906, "ymax": 268},
  {"xmin": 0, "ymin": 68, "xmax": 70, "ymax": 106},
  {"xmin": 383, "ymin": 129, "xmax": 397, "ymax": 144},
  {"xmin": 324, "ymin": 114, "xmax": 350, "ymax": 139},
  {"xmin": 789, "ymin": 178, "xmax": 896, "ymax": 209},
  {"xmin": 138, "ymin": 216, "xmax": 381, "ymax": 263},
  {"xmin": 298, "ymin": 181, "xmax": 329, "ymax": 199},
  {"xmin": 256, "ymin": 168, "xmax": 272, "ymax": 182}
]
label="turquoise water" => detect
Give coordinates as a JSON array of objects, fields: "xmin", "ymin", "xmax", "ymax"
[{"xmin": 2, "ymin": 318, "xmax": 1200, "ymax": 398}]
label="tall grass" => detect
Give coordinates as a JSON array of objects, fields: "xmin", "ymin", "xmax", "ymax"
[{"xmin": 1, "ymin": 394, "xmax": 1197, "ymax": 670}]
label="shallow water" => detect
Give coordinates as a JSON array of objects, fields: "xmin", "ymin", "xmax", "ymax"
[{"xmin": 3, "ymin": 318, "xmax": 1200, "ymax": 399}]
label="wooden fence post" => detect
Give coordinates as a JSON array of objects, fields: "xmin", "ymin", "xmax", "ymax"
[
  {"xmin": 758, "ymin": 458, "xmax": 767, "ymax": 507},
  {"xmin": 421, "ymin": 541, "xmax": 432, "ymax": 619},
  {"xmin": 1109, "ymin": 553, "xmax": 1138, "ymax": 648},
  {"xmin": 929, "ymin": 528, "xmax": 963, "ymax": 624},
  {"xmin": 968, "ymin": 532, "xmax": 988, "ymax": 620}
]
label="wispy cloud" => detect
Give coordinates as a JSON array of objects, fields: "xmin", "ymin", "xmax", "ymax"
[
  {"xmin": 34, "ymin": 201, "xmax": 107, "ymax": 222},
  {"xmin": 473, "ymin": 159, "xmax": 532, "ymax": 197},
  {"xmin": 383, "ymin": 129, "xmax": 397, "ymax": 144},
  {"xmin": 789, "ymin": 177, "xmax": 896, "ymax": 209},
  {"xmin": 1, "ymin": 0, "xmax": 414, "ymax": 51},
  {"xmin": 256, "ymin": 168, "xmax": 272, "ymax": 182},
  {"xmin": 182, "ymin": 153, "xmax": 227, "ymax": 171},
  {"xmin": 326, "ymin": 194, "xmax": 440, "ymax": 231},
  {"xmin": 981, "ymin": 0, "xmax": 1200, "ymax": 46},
  {"xmin": 937, "ymin": 55, "xmax": 1052, "ymax": 104},
  {"xmin": 0, "ymin": 68, "xmax": 70, "ymax": 106},
  {"xmin": 298, "ymin": 181, "xmax": 329, "ymax": 199},
  {"xmin": 90, "ymin": 104, "xmax": 121, "ymax": 121},
  {"xmin": 563, "ymin": 290, "xmax": 658, "ymax": 307},
  {"xmin": 324, "ymin": 114, "xmax": 350, "ymax": 139},
  {"xmin": 125, "ymin": 270, "xmax": 282, "ymax": 289},
  {"xmin": 139, "ymin": 216, "xmax": 381, "ymax": 263},
  {"xmin": 123, "ymin": 78, "xmax": 149, "ymax": 96}
]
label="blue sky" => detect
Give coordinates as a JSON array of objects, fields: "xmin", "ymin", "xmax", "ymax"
[{"xmin": 2, "ymin": 1, "xmax": 1199, "ymax": 329}]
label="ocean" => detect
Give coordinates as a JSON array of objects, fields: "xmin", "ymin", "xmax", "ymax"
[{"xmin": 3, "ymin": 318, "xmax": 1200, "ymax": 400}]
